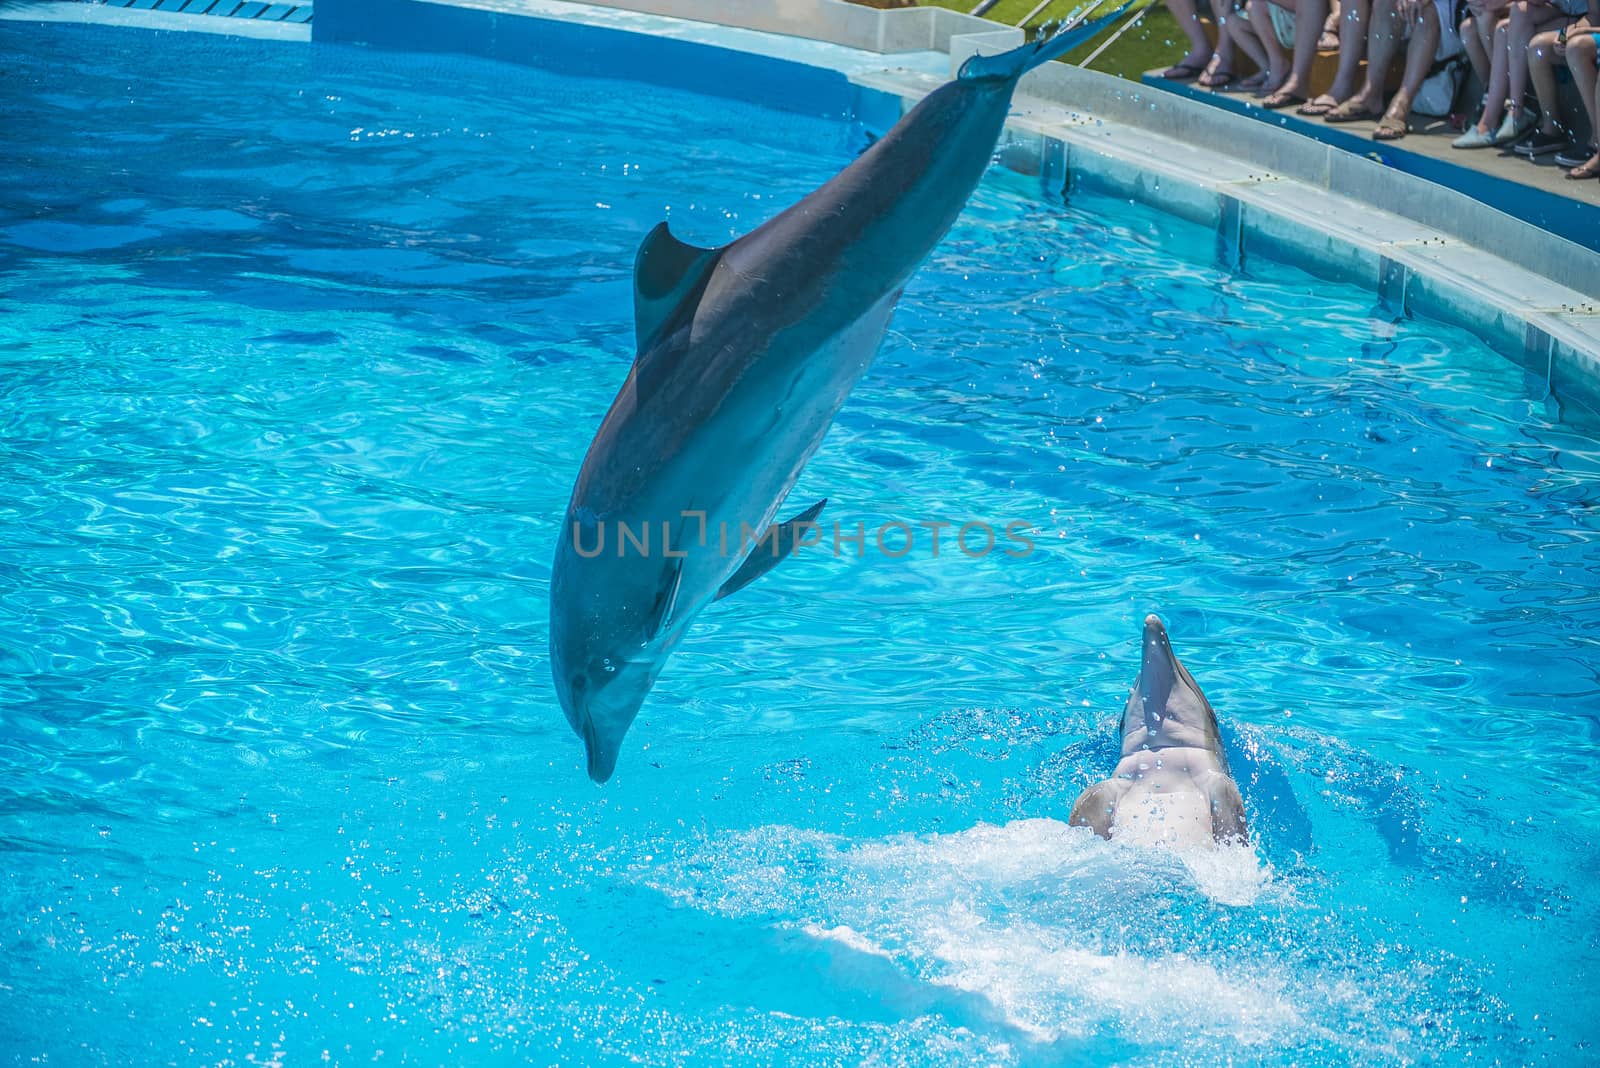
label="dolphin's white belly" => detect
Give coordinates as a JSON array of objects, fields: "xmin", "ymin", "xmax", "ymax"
[{"xmin": 1110, "ymin": 782, "xmax": 1217, "ymax": 849}]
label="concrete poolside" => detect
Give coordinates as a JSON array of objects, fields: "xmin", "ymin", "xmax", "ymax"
[
  {"xmin": 1146, "ymin": 70, "xmax": 1600, "ymax": 231},
  {"xmin": 1343, "ymin": 113, "xmax": 1598, "ymax": 206}
]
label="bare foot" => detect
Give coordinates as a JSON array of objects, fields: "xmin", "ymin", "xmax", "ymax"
[
  {"xmin": 1343, "ymin": 91, "xmax": 1380, "ymax": 114},
  {"xmin": 1256, "ymin": 71, "xmax": 1289, "ymax": 97},
  {"xmin": 1297, "ymin": 93, "xmax": 1340, "ymax": 115}
]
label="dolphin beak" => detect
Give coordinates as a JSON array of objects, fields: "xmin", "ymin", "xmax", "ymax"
[
  {"xmin": 581, "ymin": 716, "xmax": 621, "ymax": 784},
  {"xmin": 571, "ymin": 661, "xmax": 659, "ymax": 784}
]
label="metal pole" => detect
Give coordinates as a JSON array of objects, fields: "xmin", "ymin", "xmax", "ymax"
[
  {"xmin": 1015, "ymin": 0, "xmax": 1057, "ymax": 27},
  {"xmin": 1077, "ymin": 4, "xmax": 1149, "ymax": 68}
]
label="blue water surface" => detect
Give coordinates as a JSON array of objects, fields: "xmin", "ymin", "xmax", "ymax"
[{"xmin": 2, "ymin": 21, "xmax": 1599, "ymax": 1067}]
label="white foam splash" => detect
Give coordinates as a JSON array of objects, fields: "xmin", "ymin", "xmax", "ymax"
[
  {"xmin": 643, "ymin": 818, "xmax": 1300, "ymax": 1051},
  {"xmin": 1176, "ymin": 838, "xmax": 1272, "ymax": 907}
]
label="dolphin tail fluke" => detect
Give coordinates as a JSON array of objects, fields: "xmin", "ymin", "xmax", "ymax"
[{"xmin": 959, "ymin": 0, "xmax": 1135, "ymax": 82}]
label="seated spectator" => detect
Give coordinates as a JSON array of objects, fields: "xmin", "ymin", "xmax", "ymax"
[
  {"xmin": 1459, "ymin": 0, "xmax": 1587, "ymax": 145},
  {"xmin": 1322, "ymin": 0, "xmax": 1464, "ymax": 138},
  {"xmin": 1161, "ymin": 0, "xmax": 1243, "ymax": 85},
  {"xmin": 1566, "ymin": 21, "xmax": 1600, "ymax": 176},
  {"xmin": 1455, "ymin": 0, "xmax": 1519, "ymax": 144},
  {"xmin": 1299, "ymin": 0, "xmax": 1375, "ymax": 114},
  {"xmin": 1516, "ymin": 6, "xmax": 1596, "ymax": 157},
  {"xmin": 1501, "ymin": 0, "xmax": 1589, "ymax": 141},
  {"xmin": 1249, "ymin": 0, "xmax": 1334, "ymax": 106},
  {"xmin": 1217, "ymin": 1, "xmax": 1279, "ymax": 93}
]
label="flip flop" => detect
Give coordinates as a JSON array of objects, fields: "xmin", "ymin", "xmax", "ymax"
[
  {"xmin": 1198, "ymin": 68, "xmax": 1236, "ymax": 88},
  {"xmin": 1567, "ymin": 157, "xmax": 1600, "ymax": 179},
  {"xmin": 1324, "ymin": 101, "xmax": 1384, "ymax": 123},
  {"xmin": 1296, "ymin": 95, "xmax": 1339, "ymax": 116},
  {"xmin": 1372, "ymin": 115, "xmax": 1409, "ymax": 141},
  {"xmin": 1261, "ymin": 90, "xmax": 1307, "ymax": 110},
  {"xmin": 1218, "ymin": 72, "xmax": 1268, "ymax": 94},
  {"xmin": 1160, "ymin": 61, "xmax": 1208, "ymax": 81}
]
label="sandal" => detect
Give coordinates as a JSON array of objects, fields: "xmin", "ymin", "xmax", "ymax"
[
  {"xmin": 1261, "ymin": 90, "xmax": 1308, "ymax": 110},
  {"xmin": 1372, "ymin": 114, "xmax": 1409, "ymax": 141},
  {"xmin": 1567, "ymin": 156, "xmax": 1600, "ymax": 179},
  {"xmin": 1219, "ymin": 71, "xmax": 1269, "ymax": 94},
  {"xmin": 1198, "ymin": 68, "xmax": 1236, "ymax": 88},
  {"xmin": 1160, "ymin": 60, "xmax": 1209, "ymax": 81},
  {"xmin": 1324, "ymin": 100, "xmax": 1384, "ymax": 123},
  {"xmin": 1297, "ymin": 94, "xmax": 1339, "ymax": 116}
]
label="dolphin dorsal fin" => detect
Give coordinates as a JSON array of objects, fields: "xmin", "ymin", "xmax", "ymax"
[{"xmin": 633, "ymin": 222, "xmax": 722, "ymax": 356}]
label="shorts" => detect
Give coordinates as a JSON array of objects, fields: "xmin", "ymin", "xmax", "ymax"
[
  {"xmin": 1434, "ymin": 0, "xmax": 1465, "ymax": 58},
  {"xmin": 1402, "ymin": 0, "xmax": 1466, "ymax": 58},
  {"xmin": 1267, "ymin": 1, "xmax": 1295, "ymax": 46}
]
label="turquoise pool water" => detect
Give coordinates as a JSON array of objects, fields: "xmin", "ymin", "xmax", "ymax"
[{"xmin": 4, "ymin": 22, "xmax": 1599, "ymax": 1066}]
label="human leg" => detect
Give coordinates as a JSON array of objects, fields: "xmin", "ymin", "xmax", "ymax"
[
  {"xmin": 1352, "ymin": 0, "xmax": 1405, "ymax": 111},
  {"xmin": 1162, "ymin": 0, "xmax": 1217, "ymax": 75},
  {"xmin": 1461, "ymin": 13, "xmax": 1491, "ymax": 81},
  {"xmin": 1327, "ymin": 0, "xmax": 1404, "ymax": 117},
  {"xmin": 1332, "ymin": 0, "xmax": 1373, "ymax": 95},
  {"xmin": 1505, "ymin": 2, "xmax": 1573, "ymax": 129},
  {"xmin": 1560, "ymin": 33, "xmax": 1598, "ymax": 174},
  {"xmin": 1203, "ymin": 33, "xmax": 1241, "ymax": 82},
  {"xmin": 1479, "ymin": 18, "xmax": 1512, "ymax": 132},
  {"xmin": 1522, "ymin": 29, "xmax": 1568, "ymax": 141},
  {"xmin": 1568, "ymin": 31, "xmax": 1599, "ymax": 139},
  {"xmin": 1375, "ymin": 0, "xmax": 1444, "ymax": 137},
  {"xmin": 1251, "ymin": 0, "xmax": 1292, "ymax": 90},
  {"xmin": 1265, "ymin": 0, "xmax": 1331, "ymax": 103},
  {"xmin": 1222, "ymin": 4, "xmax": 1275, "ymax": 87}
]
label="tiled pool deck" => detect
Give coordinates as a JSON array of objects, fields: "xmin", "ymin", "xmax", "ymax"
[{"xmin": 9, "ymin": 0, "xmax": 1600, "ymax": 416}]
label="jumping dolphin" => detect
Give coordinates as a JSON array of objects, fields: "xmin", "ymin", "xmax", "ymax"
[
  {"xmin": 1069, "ymin": 616, "xmax": 1249, "ymax": 847},
  {"xmin": 549, "ymin": 8, "xmax": 1130, "ymax": 781}
]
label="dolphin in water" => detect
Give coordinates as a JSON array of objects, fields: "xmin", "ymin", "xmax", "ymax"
[
  {"xmin": 549, "ymin": 9, "xmax": 1130, "ymax": 781},
  {"xmin": 1069, "ymin": 616, "xmax": 1249, "ymax": 847}
]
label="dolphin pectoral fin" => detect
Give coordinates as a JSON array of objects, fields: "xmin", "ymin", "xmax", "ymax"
[
  {"xmin": 1209, "ymin": 774, "xmax": 1250, "ymax": 844},
  {"xmin": 1069, "ymin": 777, "xmax": 1131, "ymax": 840},
  {"xmin": 647, "ymin": 558, "xmax": 686, "ymax": 640},
  {"xmin": 715, "ymin": 498, "xmax": 827, "ymax": 602},
  {"xmin": 633, "ymin": 222, "xmax": 723, "ymax": 357}
]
